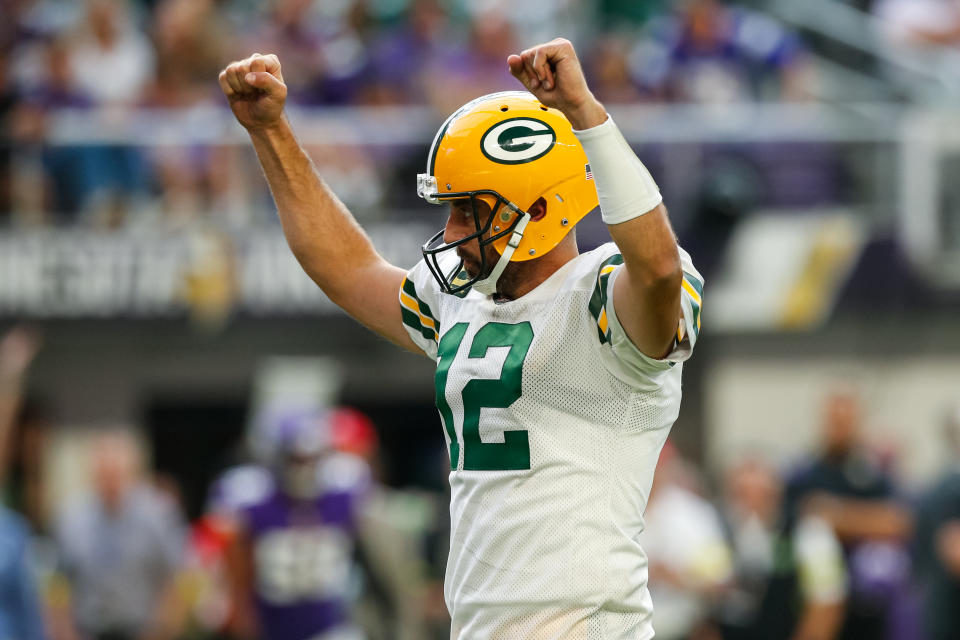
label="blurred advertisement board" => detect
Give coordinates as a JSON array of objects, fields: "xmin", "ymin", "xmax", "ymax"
[{"xmin": 0, "ymin": 224, "xmax": 429, "ymax": 321}]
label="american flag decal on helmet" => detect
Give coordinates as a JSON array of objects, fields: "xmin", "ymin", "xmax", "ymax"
[{"xmin": 585, "ymin": 164, "xmax": 593, "ymax": 180}]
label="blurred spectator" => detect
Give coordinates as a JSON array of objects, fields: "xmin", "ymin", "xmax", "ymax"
[
  {"xmin": 872, "ymin": 0, "xmax": 960, "ymax": 97},
  {"xmin": 718, "ymin": 458, "xmax": 846, "ymax": 640},
  {"xmin": 244, "ymin": 0, "xmax": 371, "ymax": 106},
  {"xmin": 422, "ymin": 9, "xmax": 519, "ymax": 114},
  {"xmin": 18, "ymin": 37, "xmax": 94, "ymax": 222},
  {"xmin": 304, "ymin": 142, "xmax": 384, "ymax": 215},
  {"xmin": 874, "ymin": 0, "xmax": 960, "ymax": 50},
  {"xmin": 632, "ymin": 0, "xmax": 812, "ymax": 103},
  {"xmin": 53, "ymin": 429, "xmax": 187, "ymax": 640},
  {"xmin": 0, "ymin": 49, "xmax": 16, "ymax": 220},
  {"xmin": 46, "ymin": 0, "xmax": 153, "ymax": 225},
  {"xmin": 0, "ymin": 504, "xmax": 47, "ymax": 640},
  {"xmin": 20, "ymin": 36, "xmax": 90, "ymax": 109},
  {"xmin": 584, "ymin": 34, "xmax": 645, "ymax": 104},
  {"xmin": 144, "ymin": 145, "xmax": 241, "ymax": 229},
  {"xmin": 366, "ymin": 0, "xmax": 454, "ymax": 105},
  {"xmin": 456, "ymin": 0, "xmax": 587, "ymax": 47},
  {"xmin": 640, "ymin": 442, "xmax": 732, "ymax": 640},
  {"xmin": 913, "ymin": 406, "xmax": 960, "ymax": 640},
  {"xmin": 146, "ymin": 0, "xmax": 227, "ymax": 107},
  {"xmin": 67, "ymin": 0, "xmax": 154, "ymax": 106},
  {"xmin": 783, "ymin": 389, "xmax": 914, "ymax": 640}
]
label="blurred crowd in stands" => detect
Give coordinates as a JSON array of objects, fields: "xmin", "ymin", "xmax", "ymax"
[
  {"xmin": 3, "ymin": 333, "xmax": 960, "ymax": 639},
  {"xmin": 3, "ymin": 0, "xmax": 960, "ymax": 231},
  {"xmin": 5, "ymin": 0, "xmax": 957, "ymax": 241},
  {"xmin": 0, "ymin": 0, "xmax": 822, "ymax": 229}
]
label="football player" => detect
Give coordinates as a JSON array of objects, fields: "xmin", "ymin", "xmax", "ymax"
[
  {"xmin": 211, "ymin": 410, "xmax": 388, "ymax": 640},
  {"xmin": 220, "ymin": 38, "xmax": 703, "ymax": 639}
]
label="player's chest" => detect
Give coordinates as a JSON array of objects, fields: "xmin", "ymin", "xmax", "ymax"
[
  {"xmin": 432, "ymin": 300, "xmax": 594, "ymax": 473},
  {"xmin": 253, "ymin": 523, "xmax": 353, "ymax": 603},
  {"xmin": 434, "ymin": 301, "xmax": 572, "ymax": 395},
  {"xmin": 436, "ymin": 296, "xmax": 588, "ymax": 382}
]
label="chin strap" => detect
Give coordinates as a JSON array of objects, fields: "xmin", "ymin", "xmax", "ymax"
[{"xmin": 473, "ymin": 213, "xmax": 531, "ymax": 296}]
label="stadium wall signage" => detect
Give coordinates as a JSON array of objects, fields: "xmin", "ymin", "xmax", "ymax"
[{"xmin": 0, "ymin": 227, "xmax": 426, "ymax": 319}]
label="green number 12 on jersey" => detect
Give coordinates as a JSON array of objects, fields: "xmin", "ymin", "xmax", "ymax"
[{"xmin": 435, "ymin": 321, "xmax": 534, "ymax": 471}]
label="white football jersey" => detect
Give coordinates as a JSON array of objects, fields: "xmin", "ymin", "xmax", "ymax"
[{"xmin": 399, "ymin": 242, "xmax": 703, "ymax": 640}]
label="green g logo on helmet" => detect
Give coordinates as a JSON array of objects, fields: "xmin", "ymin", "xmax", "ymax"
[{"xmin": 480, "ymin": 117, "xmax": 556, "ymax": 165}]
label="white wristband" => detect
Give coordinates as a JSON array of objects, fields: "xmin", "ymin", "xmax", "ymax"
[{"xmin": 573, "ymin": 115, "xmax": 663, "ymax": 225}]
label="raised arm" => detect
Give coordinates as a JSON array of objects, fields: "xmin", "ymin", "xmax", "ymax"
[
  {"xmin": 0, "ymin": 327, "xmax": 41, "ymax": 483},
  {"xmin": 508, "ymin": 40, "xmax": 682, "ymax": 359},
  {"xmin": 219, "ymin": 54, "xmax": 418, "ymax": 351}
]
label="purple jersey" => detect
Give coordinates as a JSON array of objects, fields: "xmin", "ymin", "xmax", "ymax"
[{"xmin": 233, "ymin": 455, "xmax": 369, "ymax": 640}]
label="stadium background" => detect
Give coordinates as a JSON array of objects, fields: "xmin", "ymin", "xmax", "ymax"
[{"xmin": 2, "ymin": 0, "xmax": 960, "ymax": 638}]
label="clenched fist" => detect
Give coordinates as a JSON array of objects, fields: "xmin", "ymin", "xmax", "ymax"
[
  {"xmin": 219, "ymin": 53, "xmax": 287, "ymax": 131},
  {"xmin": 507, "ymin": 39, "xmax": 607, "ymax": 131}
]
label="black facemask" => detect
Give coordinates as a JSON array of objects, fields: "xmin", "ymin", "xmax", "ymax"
[{"xmin": 421, "ymin": 189, "xmax": 525, "ymax": 295}]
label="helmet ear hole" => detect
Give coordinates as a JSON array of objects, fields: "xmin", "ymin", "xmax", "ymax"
[{"xmin": 528, "ymin": 197, "xmax": 547, "ymax": 222}]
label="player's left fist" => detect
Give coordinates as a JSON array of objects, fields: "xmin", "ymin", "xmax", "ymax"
[{"xmin": 507, "ymin": 38, "xmax": 607, "ymax": 130}]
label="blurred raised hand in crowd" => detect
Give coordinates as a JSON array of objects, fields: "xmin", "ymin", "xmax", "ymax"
[{"xmin": 0, "ymin": 326, "xmax": 42, "ymax": 472}]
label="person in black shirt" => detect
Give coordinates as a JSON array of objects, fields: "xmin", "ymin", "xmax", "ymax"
[{"xmin": 783, "ymin": 390, "xmax": 912, "ymax": 640}]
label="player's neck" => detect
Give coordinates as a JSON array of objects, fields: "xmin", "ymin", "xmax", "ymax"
[{"xmin": 495, "ymin": 239, "xmax": 579, "ymax": 301}]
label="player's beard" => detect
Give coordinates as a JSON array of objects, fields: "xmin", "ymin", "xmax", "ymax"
[{"xmin": 457, "ymin": 239, "xmax": 498, "ymax": 280}]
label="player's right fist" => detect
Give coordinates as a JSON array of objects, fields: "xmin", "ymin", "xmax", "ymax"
[{"xmin": 218, "ymin": 53, "xmax": 287, "ymax": 131}]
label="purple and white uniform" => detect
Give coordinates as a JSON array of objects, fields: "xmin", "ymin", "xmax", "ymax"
[{"xmin": 221, "ymin": 456, "xmax": 370, "ymax": 640}]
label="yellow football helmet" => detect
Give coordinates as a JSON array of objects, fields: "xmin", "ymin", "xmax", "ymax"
[{"xmin": 417, "ymin": 91, "xmax": 599, "ymax": 295}]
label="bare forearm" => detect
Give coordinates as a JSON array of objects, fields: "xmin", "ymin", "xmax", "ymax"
[
  {"xmin": 225, "ymin": 534, "xmax": 259, "ymax": 639},
  {"xmin": 569, "ymin": 104, "xmax": 682, "ymax": 357},
  {"xmin": 608, "ymin": 207, "xmax": 681, "ymax": 284},
  {"xmin": 791, "ymin": 601, "xmax": 844, "ymax": 640},
  {"xmin": 564, "ymin": 95, "xmax": 678, "ymax": 282},
  {"xmin": 809, "ymin": 496, "xmax": 912, "ymax": 542},
  {"xmin": 248, "ymin": 118, "xmax": 382, "ymax": 301}
]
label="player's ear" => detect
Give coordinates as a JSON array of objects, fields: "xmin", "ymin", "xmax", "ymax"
[{"xmin": 528, "ymin": 197, "xmax": 547, "ymax": 222}]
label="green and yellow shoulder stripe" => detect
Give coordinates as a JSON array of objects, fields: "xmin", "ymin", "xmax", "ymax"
[
  {"xmin": 399, "ymin": 277, "xmax": 439, "ymax": 344},
  {"xmin": 587, "ymin": 253, "xmax": 624, "ymax": 345},
  {"xmin": 678, "ymin": 267, "xmax": 703, "ymax": 344},
  {"xmin": 588, "ymin": 251, "xmax": 704, "ymax": 347}
]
